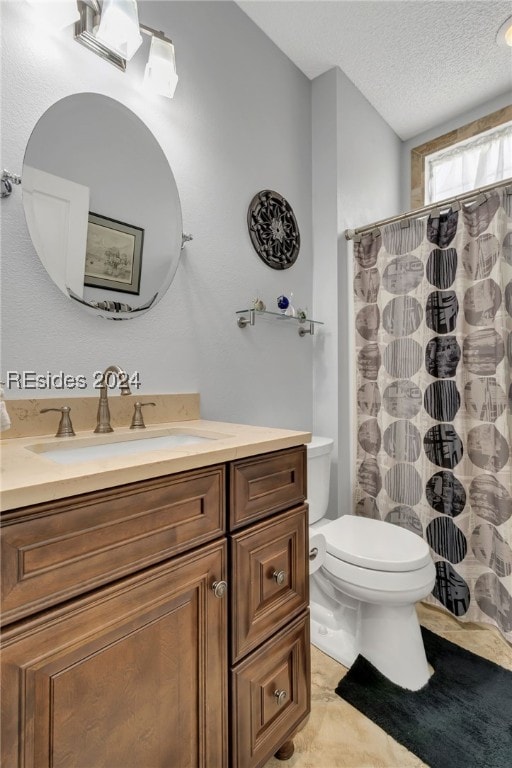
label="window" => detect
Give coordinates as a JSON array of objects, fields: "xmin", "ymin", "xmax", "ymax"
[
  {"xmin": 410, "ymin": 105, "xmax": 512, "ymax": 208},
  {"xmin": 425, "ymin": 122, "xmax": 512, "ymax": 204}
]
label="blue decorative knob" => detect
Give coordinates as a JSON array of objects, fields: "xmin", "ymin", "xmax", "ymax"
[{"xmin": 277, "ymin": 295, "xmax": 289, "ymax": 310}]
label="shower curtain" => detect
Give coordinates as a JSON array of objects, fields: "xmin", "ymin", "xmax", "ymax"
[{"xmin": 352, "ymin": 185, "xmax": 512, "ymax": 642}]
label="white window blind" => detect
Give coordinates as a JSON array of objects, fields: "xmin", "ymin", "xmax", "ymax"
[{"xmin": 425, "ymin": 121, "xmax": 512, "ymax": 204}]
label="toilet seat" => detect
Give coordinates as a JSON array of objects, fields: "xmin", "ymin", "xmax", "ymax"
[
  {"xmin": 320, "ymin": 515, "xmax": 432, "ymax": 572},
  {"xmin": 323, "ymin": 551, "xmax": 436, "ymax": 595}
]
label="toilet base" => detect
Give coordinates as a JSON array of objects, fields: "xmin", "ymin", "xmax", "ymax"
[
  {"xmin": 357, "ymin": 602, "xmax": 431, "ymax": 691},
  {"xmin": 310, "ymin": 615, "xmax": 357, "ymax": 669},
  {"xmin": 310, "ymin": 600, "xmax": 432, "ymax": 691}
]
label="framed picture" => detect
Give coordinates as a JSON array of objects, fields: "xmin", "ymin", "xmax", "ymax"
[{"xmin": 84, "ymin": 213, "xmax": 144, "ymax": 295}]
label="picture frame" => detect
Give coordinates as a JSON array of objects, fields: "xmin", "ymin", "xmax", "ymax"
[{"xmin": 84, "ymin": 212, "xmax": 144, "ymax": 295}]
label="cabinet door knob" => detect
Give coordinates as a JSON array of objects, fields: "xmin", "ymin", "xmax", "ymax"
[
  {"xmin": 274, "ymin": 689, "xmax": 288, "ymax": 706},
  {"xmin": 272, "ymin": 570, "xmax": 286, "ymax": 586},
  {"xmin": 212, "ymin": 580, "xmax": 227, "ymax": 599}
]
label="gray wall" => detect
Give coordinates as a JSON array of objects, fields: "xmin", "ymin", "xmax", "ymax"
[
  {"xmin": 312, "ymin": 67, "xmax": 402, "ymax": 517},
  {"xmin": 1, "ymin": 1, "xmax": 313, "ymax": 431},
  {"xmin": 311, "ymin": 68, "xmax": 341, "ymax": 517}
]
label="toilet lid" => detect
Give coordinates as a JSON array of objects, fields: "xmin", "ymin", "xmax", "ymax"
[{"xmin": 320, "ymin": 515, "xmax": 432, "ymax": 572}]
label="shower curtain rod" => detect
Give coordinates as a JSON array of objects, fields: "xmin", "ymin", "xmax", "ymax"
[{"xmin": 344, "ymin": 177, "xmax": 512, "ymax": 240}]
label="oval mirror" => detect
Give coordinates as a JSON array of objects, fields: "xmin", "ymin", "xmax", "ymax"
[{"xmin": 22, "ymin": 93, "xmax": 183, "ymax": 319}]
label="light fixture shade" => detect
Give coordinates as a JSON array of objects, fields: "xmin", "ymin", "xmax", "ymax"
[
  {"xmin": 143, "ymin": 35, "xmax": 178, "ymax": 98},
  {"xmin": 96, "ymin": 0, "xmax": 143, "ymax": 61},
  {"xmin": 27, "ymin": 0, "xmax": 80, "ymax": 30},
  {"xmin": 496, "ymin": 15, "xmax": 512, "ymax": 46}
]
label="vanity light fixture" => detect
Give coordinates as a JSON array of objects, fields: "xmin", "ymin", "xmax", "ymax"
[
  {"xmin": 75, "ymin": 0, "xmax": 139, "ymax": 70},
  {"xmin": 95, "ymin": 0, "xmax": 142, "ymax": 61},
  {"xmin": 142, "ymin": 29, "xmax": 179, "ymax": 99},
  {"xmin": 496, "ymin": 15, "xmax": 512, "ymax": 46},
  {"xmin": 74, "ymin": 1, "xmax": 178, "ymax": 97}
]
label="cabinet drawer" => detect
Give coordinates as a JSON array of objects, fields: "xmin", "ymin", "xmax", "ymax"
[
  {"xmin": 229, "ymin": 446, "xmax": 306, "ymax": 529},
  {"xmin": 231, "ymin": 613, "xmax": 310, "ymax": 768},
  {"xmin": 231, "ymin": 505, "xmax": 308, "ymax": 663},
  {"xmin": 1, "ymin": 466, "xmax": 225, "ymax": 624}
]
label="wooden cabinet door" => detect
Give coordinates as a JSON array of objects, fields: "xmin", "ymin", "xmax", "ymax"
[
  {"xmin": 231, "ymin": 506, "xmax": 308, "ymax": 662},
  {"xmin": 231, "ymin": 613, "xmax": 310, "ymax": 768},
  {"xmin": 1, "ymin": 540, "xmax": 228, "ymax": 768}
]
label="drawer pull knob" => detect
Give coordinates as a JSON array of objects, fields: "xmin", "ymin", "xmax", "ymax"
[
  {"xmin": 274, "ymin": 689, "xmax": 288, "ymax": 706},
  {"xmin": 212, "ymin": 580, "xmax": 227, "ymax": 599},
  {"xmin": 272, "ymin": 570, "xmax": 286, "ymax": 586}
]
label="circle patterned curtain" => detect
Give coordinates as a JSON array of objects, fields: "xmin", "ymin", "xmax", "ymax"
[{"xmin": 353, "ymin": 187, "xmax": 512, "ymax": 642}]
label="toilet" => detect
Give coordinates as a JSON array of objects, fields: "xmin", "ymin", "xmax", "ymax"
[{"xmin": 307, "ymin": 437, "xmax": 436, "ymax": 691}]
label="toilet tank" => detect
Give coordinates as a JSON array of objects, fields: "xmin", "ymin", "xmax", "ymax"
[{"xmin": 306, "ymin": 437, "xmax": 334, "ymax": 524}]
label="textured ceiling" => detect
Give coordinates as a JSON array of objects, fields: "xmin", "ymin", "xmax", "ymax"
[{"xmin": 236, "ymin": 0, "xmax": 512, "ymax": 140}]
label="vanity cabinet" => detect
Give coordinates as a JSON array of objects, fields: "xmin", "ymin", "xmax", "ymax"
[{"xmin": 1, "ymin": 445, "xmax": 309, "ymax": 768}]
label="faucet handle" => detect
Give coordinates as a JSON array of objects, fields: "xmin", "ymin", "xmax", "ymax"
[
  {"xmin": 40, "ymin": 406, "xmax": 76, "ymax": 438},
  {"xmin": 130, "ymin": 402, "xmax": 156, "ymax": 430}
]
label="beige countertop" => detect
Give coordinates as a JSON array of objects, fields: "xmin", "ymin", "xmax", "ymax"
[{"xmin": 0, "ymin": 420, "xmax": 311, "ymax": 512}]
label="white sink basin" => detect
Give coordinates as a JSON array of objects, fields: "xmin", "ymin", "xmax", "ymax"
[{"xmin": 27, "ymin": 429, "xmax": 227, "ymax": 465}]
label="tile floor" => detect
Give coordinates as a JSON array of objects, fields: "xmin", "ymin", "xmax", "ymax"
[{"xmin": 265, "ymin": 604, "xmax": 512, "ymax": 768}]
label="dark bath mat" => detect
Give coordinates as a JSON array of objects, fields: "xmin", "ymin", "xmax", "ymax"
[{"xmin": 335, "ymin": 627, "xmax": 512, "ymax": 768}]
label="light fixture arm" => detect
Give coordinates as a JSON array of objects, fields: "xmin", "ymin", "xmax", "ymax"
[
  {"xmin": 81, "ymin": 0, "xmax": 101, "ymax": 13},
  {"xmin": 139, "ymin": 24, "xmax": 173, "ymax": 45},
  {"xmin": 78, "ymin": 5, "xmax": 171, "ymax": 42}
]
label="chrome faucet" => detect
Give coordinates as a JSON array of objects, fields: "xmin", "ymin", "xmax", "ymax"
[{"xmin": 94, "ymin": 365, "xmax": 131, "ymax": 433}]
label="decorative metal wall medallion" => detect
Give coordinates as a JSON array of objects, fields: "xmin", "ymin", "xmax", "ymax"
[{"xmin": 247, "ymin": 190, "xmax": 300, "ymax": 269}]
